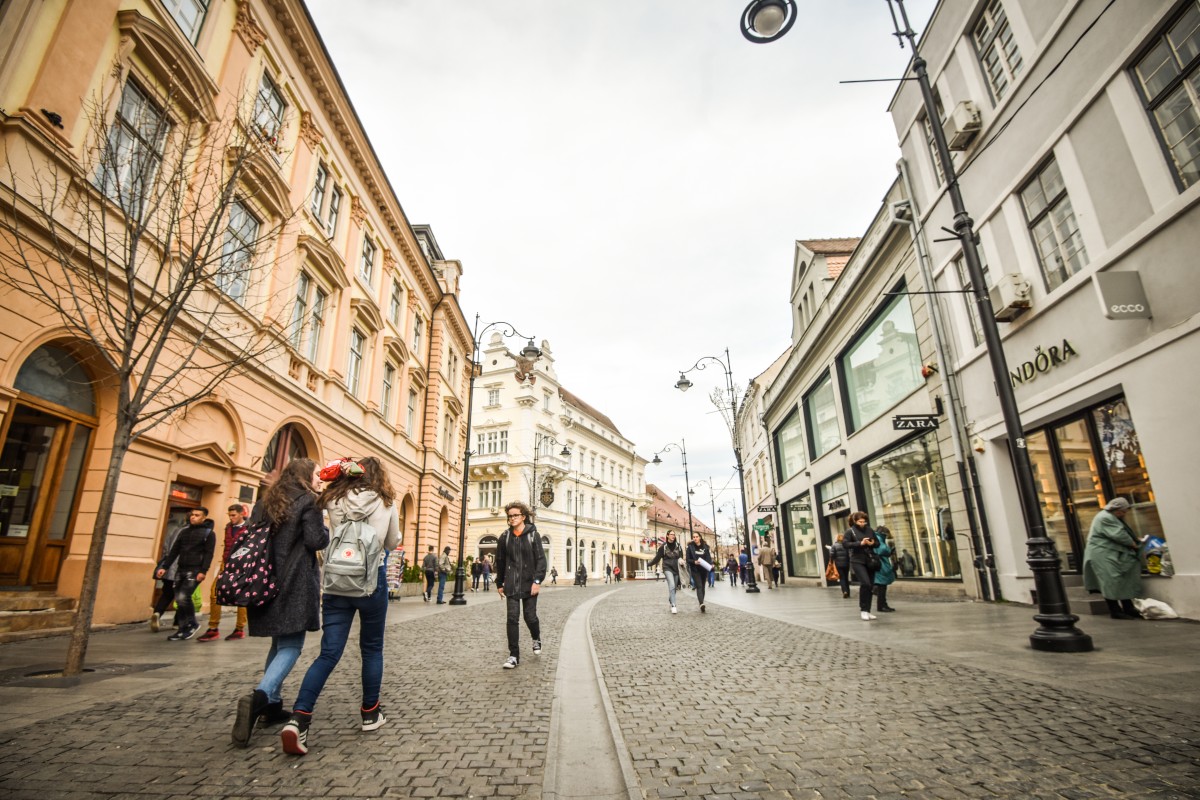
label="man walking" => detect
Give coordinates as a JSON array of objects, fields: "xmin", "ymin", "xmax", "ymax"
[
  {"xmin": 422, "ymin": 545, "xmax": 438, "ymax": 602},
  {"xmin": 154, "ymin": 508, "xmax": 215, "ymax": 640},
  {"xmin": 758, "ymin": 539, "xmax": 778, "ymax": 589},
  {"xmin": 436, "ymin": 545, "xmax": 453, "ymax": 604},
  {"xmin": 197, "ymin": 504, "xmax": 250, "ymax": 641},
  {"xmin": 495, "ymin": 501, "xmax": 546, "ymax": 669}
]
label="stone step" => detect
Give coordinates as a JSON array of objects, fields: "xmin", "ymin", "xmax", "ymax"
[
  {"xmin": 0, "ymin": 608, "xmax": 77, "ymax": 633},
  {"xmin": 0, "ymin": 592, "xmax": 76, "ymax": 612}
]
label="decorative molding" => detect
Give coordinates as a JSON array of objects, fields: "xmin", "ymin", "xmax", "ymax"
[
  {"xmin": 382, "ymin": 248, "xmax": 397, "ymax": 273},
  {"xmin": 235, "ymin": 0, "xmax": 267, "ymax": 54},
  {"xmin": 350, "ymin": 194, "xmax": 367, "ymax": 225},
  {"xmin": 298, "ymin": 110, "xmax": 323, "ymax": 148}
]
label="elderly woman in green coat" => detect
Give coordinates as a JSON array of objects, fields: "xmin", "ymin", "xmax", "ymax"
[
  {"xmin": 1082, "ymin": 497, "xmax": 1143, "ymax": 620},
  {"xmin": 872, "ymin": 526, "xmax": 897, "ymax": 613}
]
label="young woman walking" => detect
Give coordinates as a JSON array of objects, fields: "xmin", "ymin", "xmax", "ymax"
[
  {"xmin": 231, "ymin": 458, "xmax": 328, "ymax": 747},
  {"xmin": 843, "ymin": 511, "xmax": 878, "ymax": 621},
  {"xmin": 685, "ymin": 531, "xmax": 715, "ymax": 613},
  {"xmin": 281, "ymin": 457, "xmax": 400, "ymax": 755},
  {"xmin": 647, "ymin": 531, "xmax": 685, "ymax": 614}
]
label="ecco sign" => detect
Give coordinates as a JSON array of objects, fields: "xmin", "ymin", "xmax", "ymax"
[{"xmin": 1094, "ymin": 272, "xmax": 1152, "ymax": 320}]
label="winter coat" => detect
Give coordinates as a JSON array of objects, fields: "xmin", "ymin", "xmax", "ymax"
[
  {"xmin": 158, "ymin": 526, "xmax": 183, "ymax": 581},
  {"xmin": 1082, "ymin": 509, "xmax": 1142, "ymax": 600},
  {"xmin": 158, "ymin": 520, "xmax": 215, "ymax": 576},
  {"xmin": 246, "ymin": 490, "xmax": 329, "ymax": 638},
  {"xmin": 872, "ymin": 532, "xmax": 896, "ymax": 586},
  {"xmin": 495, "ymin": 522, "xmax": 547, "ymax": 598},
  {"xmin": 843, "ymin": 525, "xmax": 876, "ymax": 565},
  {"xmin": 829, "ymin": 540, "xmax": 849, "ymax": 569},
  {"xmin": 758, "ymin": 545, "xmax": 776, "ymax": 567},
  {"xmin": 686, "ymin": 540, "xmax": 714, "ymax": 576},
  {"xmin": 648, "ymin": 539, "xmax": 685, "ymax": 576},
  {"xmin": 221, "ymin": 521, "xmax": 248, "ymax": 563},
  {"xmin": 324, "ymin": 489, "xmax": 400, "ymax": 578},
  {"xmin": 422, "ymin": 552, "xmax": 439, "ymax": 573}
]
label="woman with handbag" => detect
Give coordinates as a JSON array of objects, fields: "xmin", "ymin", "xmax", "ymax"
[
  {"xmin": 828, "ymin": 533, "xmax": 851, "ymax": 598},
  {"xmin": 843, "ymin": 511, "xmax": 878, "ymax": 621},
  {"xmin": 647, "ymin": 530, "xmax": 685, "ymax": 614}
]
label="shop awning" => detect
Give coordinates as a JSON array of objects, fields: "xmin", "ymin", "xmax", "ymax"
[{"xmin": 617, "ymin": 550, "xmax": 653, "ymax": 560}]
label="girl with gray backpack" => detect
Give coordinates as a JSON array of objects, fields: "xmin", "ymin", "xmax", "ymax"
[{"xmin": 280, "ymin": 456, "xmax": 400, "ymax": 756}]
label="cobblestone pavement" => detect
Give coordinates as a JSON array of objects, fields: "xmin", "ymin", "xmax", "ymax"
[
  {"xmin": 590, "ymin": 584, "xmax": 1200, "ymax": 800},
  {"xmin": 2, "ymin": 582, "xmax": 1199, "ymax": 799}
]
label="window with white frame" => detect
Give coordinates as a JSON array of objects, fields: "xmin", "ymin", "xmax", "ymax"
[
  {"xmin": 804, "ymin": 373, "xmax": 840, "ymax": 459},
  {"xmin": 217, "ymin": 200, "xmax": 259, "ymax": 303},
  {"xmin": 478, "ymin": 480, "xmax": 503, "ymax": 509},
  {"xmin": 1133, "ymin": 1, "xmax": 1200, "ymax": 189},
  {"xmin": 307, "ymin": 287, "xmax": 326, "ymax": 362},
  {"xmin": 407, "ymin": 388, "xmax": 418, "ymax": 436},
  {"xmin": 477, "ymin": 430, "xmax": 509, "ymax": 455},
  {"xmin": 359, "ymin": 237, "xmax": 376, "ymax": 284},
  {"xmin": 1020, "ymin": 156, "xmax": 1087, "ymax": 291},
  {"xmin": 347, "ymin": 328, "xmax": 365, "ymax": 397},
  {"xmin": 389, "ymin": 280, "xmax": 403, "ymax": 326},
  {"xmin": 382, "ymin": 361, "xmax": 396, "ymax": 420},
  {"xmin": 253, "ymin": 72, "xmax": 285, "ymax": 143},
  {"xmin": 97, "ymin": 80, "xmax": 167, "ymax": 218},
  {"xmin": 290, "ymin": 272, "xmax": 310, "ymax": 348},
  {"xmin": 310, "ymin": 162, "xmax": 327, "ymax": 218},
  {"xmin": 953, "ymin": 253, "xmax": 993, "ymax": 347},
  {"xmin": 412, "ymin": 315, "xmax": 424, "ymax": 354},
  {"xmin": 443, "ymin": 413, "xmax": 456, "ymax": 455},
  {"xmin": 972, "ymin": 0, "xmax": 1023, "ymax": 102},
  {"xmin": 918, "ymin": 89, "xmax": 947, "ymax": 184},
  {"xmin": 161, "ymin": 0, "xmax": 208, "ymax": 42},
  {"xmin": 326, "ymin": 185, "xmax": 341, "ymax": 236},
  {"xmin": 486, "ymin": 388, "xmax": 500, "ymax": 407}
]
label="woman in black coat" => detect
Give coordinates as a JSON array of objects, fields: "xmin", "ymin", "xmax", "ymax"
[
  {"xmin": 231, "ymin": 457, "xmax": 328, "ymax": 747},
  {"xmin": 843, "ymin": 510, "xmax": 878, "ymax": 621}
]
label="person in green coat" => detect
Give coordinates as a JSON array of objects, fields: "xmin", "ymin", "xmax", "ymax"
[
  {"xmin": 873, "ymin": 526, "xmax": 897, "ymax": 613},
  {"xmin": 1082, "ymin": 497, "xmax": 1143, "ymax": 620}
]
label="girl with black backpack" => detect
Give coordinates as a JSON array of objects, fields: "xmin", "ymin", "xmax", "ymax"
[{"xmin": 647, "ymin": 531, "xmax": 685, "ymax": 614}]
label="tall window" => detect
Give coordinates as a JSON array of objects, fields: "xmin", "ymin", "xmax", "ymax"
[
  {"xmin": 162, "ymin": 0, "xmax": 208, "ymax": 43},
  {"xmin": 804, "ymin": 373, "xmax": 840, "ymax": 459},
  {"xmin": 290, "ymin": 272, "xmax": 310, "ymax": 348},
  {"xmin": 840, "ymin": 293, "xmax": 922, "ymax": 431},
  {"xmin": 487, "ymin": 388, "xmax": 500, "ymax": 406},
  {"xmin": 311, "ymin": 162, "xmax": 327, "ymax": 218},
  {"xmin": 347, "ymin": 328, "xmax": 365, "ymax": 396},
  {"xmin": 218, "ymin": 200, "xmax": 259, "ymax": 303},
  {"xmin": 97, "ymin": 81, "xmax": 167, "ymax": 217},
  {"xmin": 774, "ymin": 408, "xmax": 806, "ymax": 482},
  {"xmin": 1132, "ymin": 1, "xmax": 1200, "ymax": 189},
  {"xmin": 918, "ymin": 89, "xmax": 947, "ymax": 184},
  {"xmin": 1020, "ymin": 156, "xmax": 1087, "ymax": 291},
  {"xmin": 407, "ymin": 388, "xmax": 418, "ymax": 435},
  {"xmin": 326, "ymin": 186, "xmax": 341, "ymax": 236},
  {"xmin": 478, "ymin": 480, "xmax": 503, "ymax": 509},
  {"xmin": 389, "ymin": 280, "xmax": 403, "ymax": 326},
  {"xmin": 973, "ymin": 0, "xmax": 1023, "ymax": 102},
  {"xmin": 307, "ymin": 287, "xmax": 326, "ymax": 362},
  {"xmin": 443, "ymin": 413, "xmax": 456, "ymax": 455},
  {"xmin": 253, "ymin": 72, "xmax": 285, "ymax": 143},
  {"xmin": 382, "ymin": 362, "xmax": 396, "ymax": 420},
  {"xmin": 953, "ymin": 253, "xmax": 992, "ymax": 347},
  {"xmin": 359, "ymin": 237, "xmax": 376, "ymax": 284},
  {"xmin": 412, "ymin": 316, "xmax": 424, "ymax": 354}
]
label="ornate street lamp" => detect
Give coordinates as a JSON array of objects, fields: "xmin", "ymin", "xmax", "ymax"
[
  {"xmin": 613, "ymin": 499, "xmax": 636, "ymax": 580},
  {"xmin": 572, "ymin": 467, "xmax": 601, "ymax": 584},
  {"xmin": 675, "ymin": 349, "xmax": 759, "ymax": 593},
  {"xmin": 651, "ymin": 440, "xmax": 696, "ymax": 544},
  {"xmin": 739, "ymin": 0, "xmax": 1091, "ymax": 651},
  {"xmin": 450, "ymin": 314, "xmax": 541, "ymax": 606},
  {"xmin": 530, "ymin": 432, "xmax": 571, "ymax": 510}
]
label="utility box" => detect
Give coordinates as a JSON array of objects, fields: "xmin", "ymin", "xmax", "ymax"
[
  {"xmin": 943, "ymin": 100, "xmax": 982, "ymax": 150},
  {"xmin": 989, "ymin": 273, "xmax": 1032, "ymax": 322}
]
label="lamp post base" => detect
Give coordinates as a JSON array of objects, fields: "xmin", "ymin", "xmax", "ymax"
[
  {"xmin": 449, "ymin": 567, "xmax": 467, "ymax": 606},
  {"xmin": 744, "ymin": 583, "xmax": 761, "ymax": 594},
  {"xmin": 1029, "ymin": 618, "xmax": 1093, "ymax": 652},
  {"xmin": 1026, "ymin": 538, "xmax": 1092, "ymax": 652}
]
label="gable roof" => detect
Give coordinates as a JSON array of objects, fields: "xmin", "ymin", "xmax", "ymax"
[
  {"xmin": 559, "ymin": 386, "xmax": 624, "ymax": 437},
  {"xmin": 645, "ymin": 483, "xmax": 714, "ymax": 536}
]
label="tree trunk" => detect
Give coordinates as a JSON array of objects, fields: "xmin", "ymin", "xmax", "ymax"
[{"xmin": 62, "ymin": 421, "xmax": 133, "ymax": 677}]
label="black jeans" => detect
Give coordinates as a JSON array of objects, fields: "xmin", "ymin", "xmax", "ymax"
[
  {"xmin": 836, "ymin": 564, "xmax": 850, "ymax": 595},
  {"xmin": 505, "ymin": 594, "xmax": 541, "ymax": 658},
  {"xmin": 153, "ymin": 579, "xmax": 176, "ymax": 616},
  {"xmin": 849, "ymin": 562, "xmax": 874, "ymax": 612},
  {"xmin": 173, "ymin": 572, "xmax": 199, "ymax": 629},
  {"xmin": 424, "ymin": 570, "xmax": 436, "ymax": 598},
  {"xmin": 690, "ymin": 567, "xmax": 708, "ymax": 606}
]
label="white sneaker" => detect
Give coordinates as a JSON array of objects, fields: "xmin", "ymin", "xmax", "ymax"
[
  {"xmin": 503, "ymin": 656, "xmax": 519, "ymax": 669},
  {"xmin": 670, "ymin": 606, "xmax": 677, "ymax": 614},
  {"xmin": 861, "ymin": 611, "xmax": 877, "ymax": 621}
]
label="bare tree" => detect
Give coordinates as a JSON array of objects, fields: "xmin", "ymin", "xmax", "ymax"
[{"xmin": 0, "ymin": 80, "xmax": 299, "ymax": 675}]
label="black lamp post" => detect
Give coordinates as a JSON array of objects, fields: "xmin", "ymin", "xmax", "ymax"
[
  {"xmin": 675, "ymin": 349, "xmax": 759, "ymax": 593},
  {"xmin": 450, "ymin": 314, "xmax": 541, "ymax": 607},
  {"xmin": 691, "ymin": 477, "xmax": 721, "ymax": 559},
  {"xmin": 613, "ymin": 499, "xmax": 636, "ymax": 580},
  {"xmin": 530, "ymin": 433, "xmax": 571, "ymax": 510},
  {"xmin": 651, "ymin": 440, "xmax": 697, "ymax": 546},
  {"xmin": 740, "ymin": 0, "xmax": 1090, "ymax": 651},
  {"xmin": 572, "ymin": 467, "xmax": 600, "ymax": 584}
]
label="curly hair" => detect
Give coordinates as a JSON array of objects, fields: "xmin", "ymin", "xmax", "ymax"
[
  {"xmin": 504, "ymin": 500, "xmax": 533, "ymax": 524},
  {"xmin": 261, "ymin": 458, "xmax": 317, "ymax": 524},
  {"xmin": 319, "ymin": 456, "xmax": 395, "ymax": 509}
]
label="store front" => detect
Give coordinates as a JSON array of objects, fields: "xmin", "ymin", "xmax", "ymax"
[
  {"xmin": 859, "ymin": 430, "xmax": 961, "ymax": 581},
  {"xmin": 1027, "ymin": 394, "xmax": 1161, "ymax": 572},
  {"xmin": 816, "ymin": 473, "xmax": 850, "ymax": 572},
  {"xmin": 782, "ymin": 494, "xmax": 818, "ymax": 578}
]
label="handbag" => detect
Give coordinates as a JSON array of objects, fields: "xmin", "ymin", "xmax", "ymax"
[
  {"xmin": 865, "ymin": 550, "xmax": 882, "ymax": 571},
  {"xmin": 825, "ymin": 560, "xmax": 840, "ymax": 581}
]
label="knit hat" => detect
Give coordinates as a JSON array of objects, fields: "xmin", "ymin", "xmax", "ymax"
[{"xmin": 1104, "ymin": 497, "xmax": 1131, "ymax": 511}]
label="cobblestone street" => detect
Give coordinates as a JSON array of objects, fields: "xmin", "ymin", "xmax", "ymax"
[{"xmin": 1, "ymin": 583, "xmax": 1198, "ymax": 799}]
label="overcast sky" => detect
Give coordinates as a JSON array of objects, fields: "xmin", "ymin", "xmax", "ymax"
[{"xmin": 306, "ymin": 0, "xmax": 937, "ymax": 535}]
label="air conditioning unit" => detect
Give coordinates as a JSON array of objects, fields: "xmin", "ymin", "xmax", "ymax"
[
  {"xmin": 989, "ymin": 273, "xmax": 1032, "ymax": 322},
  {"xmin": 943, "ymin": 101, "xmax": 982, "ymax": 150}
]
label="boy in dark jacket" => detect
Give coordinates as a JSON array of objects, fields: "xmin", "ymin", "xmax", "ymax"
[
  {"xmin": 155, "ymin": 508, "xmax": 215, "ymax": 640},
  {"xmin": 495, "ymin": 501, "xmax": 546, "ymax": 669}
]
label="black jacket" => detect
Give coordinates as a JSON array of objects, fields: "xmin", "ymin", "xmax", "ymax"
[
  {"xmin": 246, "ymin": 491, "xmax": 329, "ymax": 638},
  {"xmin": 494, "ymin": 523, "xmax": 546, "ymax": 598},
  {"xmin": 686, "ymin": 540, "xmax": 714, "ymax": 573},
  {"xmin": 843, "ymin": 525, "xmax": 876, "ymax": 565},
  {"xmin": 158, "ymin": 521, "xmax": 215, "ymax": 576},
  {"xmin": 829, "ymin": 540, "xmax": 849, "ymax": 568},
  {"xmin": 648, "ymin": 539, "xmax": 685, "ymax": 575}
]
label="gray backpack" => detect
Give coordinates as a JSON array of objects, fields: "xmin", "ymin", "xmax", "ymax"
[{"xmin": 323, "ymin": 508, "xmax": 383, "ymax": 597}]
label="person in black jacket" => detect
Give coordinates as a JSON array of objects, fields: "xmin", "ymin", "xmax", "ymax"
[
  {"xmin": 647, "ymin": 530, "xmax": 685, "ymax": 614},
  {"xmin": 154, "ymin": 508, "xmax": 215, "ymax": 641},
  {"xmin": 685, "ymin": 531, "xmax": 715, "ymax": 613},
  {"xmin": 844, "ymin": 511, "xmax": 878, "ymax": 621},
  {"xmin": 495, "ymin": 501, "xmax": 546, "ymax": 669}
]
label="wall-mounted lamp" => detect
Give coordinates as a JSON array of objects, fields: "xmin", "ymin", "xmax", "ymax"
[
  {"xmin": 972, "ymin": 436, "xmax": 986, "ymax": 454},
  {"xmin": 225, "ymin": 441, "xmax": 237, "ymax": 455}
]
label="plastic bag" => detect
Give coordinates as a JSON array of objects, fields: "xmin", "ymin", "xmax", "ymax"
[
  {"xmin": 1133, "ymin": 597, "xmax": 1179, "ymax": 620},
  {"xmin": 1142, "ymin": 536, "xmax": 1175, "ymax": 577}
]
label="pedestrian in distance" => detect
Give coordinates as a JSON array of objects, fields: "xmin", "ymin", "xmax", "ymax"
[
  {"xmin": 686, "ymin": 531, "xmax": 715, "ymax": 613},
  {"xmin": 575, "ymin": 563, "xmax": 587, "ymax": 587},
  {"xmin": 725, "ymin": 555, "xmax": 739, "ymax": 586},
  {"xmin": 647, "ymin": 530, "xmax": 685, "ymax": 614},
  {"xmin": 758, "ymin": 539, "xmax": 777, "ymax": 588},
  {"xmin": 829, "ymin": 533, "xmax": 851, "ymax": 598},
  {"xmin": 550, "ymin": 566, "xmax": 558, "ymax": 585},
  {"xmin": 1082, "ymin": 497, "xmax": 1144, "ymax": 620},
  {"xmin": 231, "ymin": 458, "xmax": 328, "ymax": 748},
  {"xmin": 898, "ymin": 549, "xmax": 917, "ymax": 577},
  {"xmin": 872, "ymin": 525, "xmax": 897, "ymax": 612},
  {"xmin": 422, "ymin": 545, "xmax": 438, "ymax": 602},
  {"xmin": 495, "ymin": 501, "xmax": 547, "ymax": 669},
  {"xmin": 844, "ymin": 511, "xmax": 878, "ymax": 621},
  {"xmin": 149, "ymin": 520, "xmax": 185, "ymax": 632},
  {"xmin": 471, "ymin": 558, "xmax": 482, "ymax": 592},
  {"xmin": 281, "ymin": 456, "xmax": 400, "ymax": 755},
  {"xmin": 154, "ymin": 507, "xmax": 215, "ymax": 641},
  {"xmin": 197, "ymin": 504, "xmax": 250, "ymax": 642},
  {"xmin": 738, "ymin": 547, "xmax": 750, "ymax": 586},
  {"xmin": 605, "ymin": 563, "xmax": 612, "ymax": 584},
  {"xmin": 482, "ymin": 555, "xmax": 493, "ymax": 591},
  {"xmin": 436, "ymin": 545, "xmax": 453, "ymax": 603}
]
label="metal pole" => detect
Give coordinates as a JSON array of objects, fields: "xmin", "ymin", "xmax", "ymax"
[
  {"xmin": 449, "ymin": 314, "xmax": 483, "ymax": 606},
  {"xmin": 889, "ymin": 0, "xmax": 1088, "ymax": 650},
  {"xmin": 724, "ymin": 349, "xmax": 759, "ymax": 593}
]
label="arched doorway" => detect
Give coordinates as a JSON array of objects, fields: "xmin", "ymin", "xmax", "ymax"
[
  {"xmin": 0, "ymin": 345, "xmax": 97, "ymax": 588},
  {"xmin": 478, "ymin": 534, "xmax": 498, "ymax": 566},
  {"xmin": 257, "ymin": 423, "xmax": 310, "ymax": 498}
]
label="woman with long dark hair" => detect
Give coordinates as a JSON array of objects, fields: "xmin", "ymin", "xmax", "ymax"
[
  {"xmin": 280, "ymin": 457, "xmax": 400, "ymax": 755},
  {"xmin": 231, "ymin": 458, "xmax": 328, "ymax": 748},
  {"xmin": 843, "ymin": 510, "xmax": 878, "ymax": 621},
  {"xmin": 647, "ymin": 530, "xmax": 685, "ymax": 614}
]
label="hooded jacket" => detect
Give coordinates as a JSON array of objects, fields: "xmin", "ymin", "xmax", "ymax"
[
  {"xmin": 648, "ymin": 537, "xmax": 685, "ymax": 576},
  {"xmin": 495, "ymin": 522, "xmax": 546, "ymax": 598},
  {"xmin": 158, "ymin": 520, "xmax": 215, "ymax": 576},
  {"xmin": 324, "ymin": 488, "xmax": 401, "ymax": 577}
]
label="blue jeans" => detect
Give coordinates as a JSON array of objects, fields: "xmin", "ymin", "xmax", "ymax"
[
  {"xmin": 294, "ymin": 568, "xmax": 388, "ymax": 714},
  {"xmin": 664, "ymin": 570, "xmax": 678, "ymax": 608},
  {"xmin": 257, "ymin": 631, "xmax": 306, "ymax": 704},
  {"xmin": 707, "ymin": 569, "xmax": 716, "ymax": 588},
  {"xmin": 437, "ymin": 571, "xmax": 448, "ymax": 602}
]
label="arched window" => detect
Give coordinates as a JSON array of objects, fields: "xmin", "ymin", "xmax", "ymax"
[
  {"xmin": 260, "ymin": 423, "xmax": 308, "ymax": 483},
  {"xmin": 14, "ymin": 345, "xmax": 95, "ymax": 415},
  {"xmin": 590, "ymin": 540, "xmax": 597, "ymax": 572},
  {"xmin": 566, "ymin": 538, "xmax": 573, "ymax": 573}
]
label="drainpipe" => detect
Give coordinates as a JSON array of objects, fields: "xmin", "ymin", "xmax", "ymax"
[
  {"xmin": 416, "ymin": 294, "xmax": 449, "ymax": 559},
  {"xmin": 894, "ymin": 158, "xmax": 1000, "ymax": 601}
]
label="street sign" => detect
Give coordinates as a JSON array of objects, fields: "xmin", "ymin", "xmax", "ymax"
[
  {"xmin": 893, "ymin": 414, "xmax": 939, "ymax": 430},
  {"xmin": 753, "ymin": 521, "xmax": 771, "ymax": 534}
]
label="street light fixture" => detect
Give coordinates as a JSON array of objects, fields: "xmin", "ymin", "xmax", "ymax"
[
  {"xmin": 572, "ymin": 467, "xmax": 601, "ymax": 584},
  {"xmin": 650, "ymin": 440, "xmax": 697, "ymax": 546},
  {"xmin": 451, "ymin": 314, "xmax": 541, "ymax": 607},
  {"xmin": 530, "ymin": 432, "xmax": 571, "ymax": 509},
  {"xmin": 613, "ymin": 499, "xmax": 636, "ymax": 580},
  {"xmin": 675, "ymin": 349, "xmax": 759, "ymax": 593},
  {"xmin": 740, "ymin": 0, "xmax": 1091, "ymax": 651}
]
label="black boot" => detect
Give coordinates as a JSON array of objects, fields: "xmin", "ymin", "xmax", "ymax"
[
  {"xmin": 232, "ymin": 689, "xmax": 269, "ymax": 747},
  {"xmin": 258, "ymin": 701, "xmax": 292, "ymax": 727},
  {"xmin": 1120, "ymin": 599, "xmax": 1142, "ymax": 619},
  {"xmin": 1106, "ymin": 598, "xmax": 1137, "ymax": 620},
  {"xmin": 876, "ymin": 585, "xmax": 895, "ymax": 612}
]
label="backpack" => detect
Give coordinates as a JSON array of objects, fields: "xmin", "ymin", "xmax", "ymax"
[
  {"xmin": 323, "ymin": 508, "xmax": 384, "ymax": 597},
  {"xmin": 215, "ymin": 521, "xmax": 279, "ymax": 607}
]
